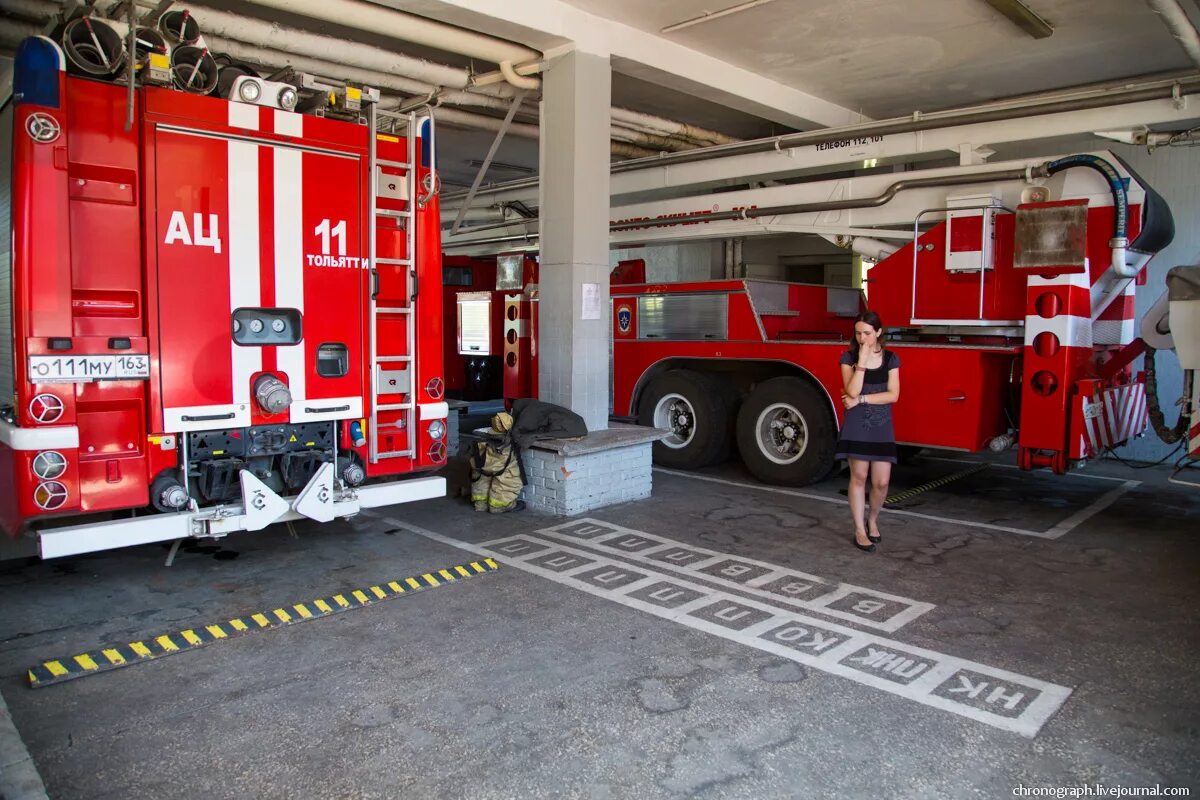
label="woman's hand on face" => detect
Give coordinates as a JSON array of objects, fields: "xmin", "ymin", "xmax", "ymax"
[{"xmin": 857, "ymin": 332, "xmax": 875, "ymax": 364}]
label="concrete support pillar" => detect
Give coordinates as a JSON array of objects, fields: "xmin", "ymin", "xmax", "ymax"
[{"xmin": 537, "ymin": 48, "xmax": 611, "ymax": 431}]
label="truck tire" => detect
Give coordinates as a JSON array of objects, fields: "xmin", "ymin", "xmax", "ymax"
[
  {"xmin": 638, "ymin": 370, "xmax": 730, "ymax": 469},
  {"xmin": 736, "ymin": 376, "xmax": 836, "ymax": 486}
]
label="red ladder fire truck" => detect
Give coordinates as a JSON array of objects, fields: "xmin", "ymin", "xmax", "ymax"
[
  {"xmin": 487, "ymin": 153, "xmax": 1198, "ymax": 486},
  {"xmin": 1, "ymin": 27, "xmax": 448, "ymax": 558}
]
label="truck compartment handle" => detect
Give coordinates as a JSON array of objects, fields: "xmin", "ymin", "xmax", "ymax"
[
  {"xmin": 181, "ymin": 412, "xmax": 236, "ymax": 422},
  {"xmin": 305, "ymin": 405, "xmax": 351, "ymax": 414}
]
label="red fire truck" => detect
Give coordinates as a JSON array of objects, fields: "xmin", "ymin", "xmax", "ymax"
[
  {"xmin": 1, "ymin": 29, "xmax": 447, "ymax": 558},
  {"xmin": 497, "ymin": 152, "xmax": 1198, "ymax": 485}
]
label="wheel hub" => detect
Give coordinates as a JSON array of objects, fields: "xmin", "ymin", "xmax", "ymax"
[
  {"xmin": 756, "ymin": 403, "xmax": 809, "ymax": 465},
  {"xmin": 653, "ymin": 392, "xmax": 697, "ymax": 449}
]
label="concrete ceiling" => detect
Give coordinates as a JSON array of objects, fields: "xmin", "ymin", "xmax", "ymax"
[
  {"xmin": 559, "ymin": 0, "xmax": 1199, "ymax": 119},
  {"xmin": 2, "ymin": 0, "xmax": 1197, "ymax": 196}
]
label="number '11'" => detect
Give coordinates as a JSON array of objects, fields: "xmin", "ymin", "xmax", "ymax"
[{"xmin": 314, "ymin": 219, "xmax": 347, "ymax": 255}]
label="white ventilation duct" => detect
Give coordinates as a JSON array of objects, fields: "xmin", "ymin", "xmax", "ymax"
[
  {"xmin": 184, "ymin": 5, "xmax": 475, "ymax": 89},
  {"xmin": 0, "ymin": 1, "xmax": 733, "ymax": 155},
  {"xmin": 1145, "ymin": 0, "xmax": 1200, "ymax": 70},
  {"xmin": 237, "ymin": 0, "xmax": 542, "ymax": 89}
]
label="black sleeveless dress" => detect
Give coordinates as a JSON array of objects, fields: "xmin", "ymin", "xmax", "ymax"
[{"xmin": 833, "ymin": 350, "xmax": 899, "ymax": 463}]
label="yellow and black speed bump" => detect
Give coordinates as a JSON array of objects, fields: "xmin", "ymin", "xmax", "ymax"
[
  {"xmin": 27, "ymin": 558, "xmax": 499, "ymax": 689},
  {"xmin": 884, "ymin": 462, "xmax": 989, "ymax": 507}
]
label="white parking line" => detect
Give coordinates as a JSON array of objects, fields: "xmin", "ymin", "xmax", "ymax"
[
  {"xmin": 1041, "ymin": 480, "xmax": 1140, "ymax": 538},
  {"xmin": 380, "ymin": 516, "xmax": 1073, "ymax": 739},
  {"xmin": 653, "ymin": 468, "xmax": 1137, "ymax": 540},
  {"xmin": 918, "ymin": 456, "xmax": 1138, "ymax": 484},
  {"xmin": 534, "ymin": 518, "xmax": 934, "ymax": 632}
]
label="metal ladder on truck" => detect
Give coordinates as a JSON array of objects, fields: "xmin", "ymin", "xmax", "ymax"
[{"xmin": 365, "ymin": 103, "xmax": 429, "ymax": 463}]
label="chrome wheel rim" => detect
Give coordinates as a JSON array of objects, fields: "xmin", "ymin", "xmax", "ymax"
[
  {"xmin": 653, "ymin": 392, "xmax": 697, "ymax": 449},
  {"xmin": 755, "ymin": 402, "xmax": 808, "ymax": 465}
]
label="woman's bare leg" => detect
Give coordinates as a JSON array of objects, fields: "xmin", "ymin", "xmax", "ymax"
[
  {"xmin": 848, "ymin": 458, "xmax": 871, "ymax": 546},
  {"xmin": 868, "ymin": 460, "xmax": 893, "ymax": 538}
]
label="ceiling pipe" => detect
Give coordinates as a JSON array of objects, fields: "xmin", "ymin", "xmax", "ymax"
[
  {"xmin": 0, "ymin": 0, "xmax": 52, "ymax": 21},
  {"xmin": 0, "ymin": 1, "xmax": 739, "ymax": 152},
  {"xmin": 236, "ymin": 0, "xmax": 543, "ymax": 90},
  {"xmin": 0, "ymin": 20, "xmax": 40, "ymax": 46},
  {"xmin": 183, "ymin": 5, "xmax": 475, "ymax": 89},
  {"xmin": 1145, "ymin": 0, "xmax": 1200, "ymax": 70},
  {"xmin": 115, "ymin": 25, "xmax": 672, "ymax": 155},
  {"xmin": 393, "ymin": 103, "xmax": 661, "ymax": 159},
  {"xmin": 445, "ymin": 73, "xmax": 1200, "ymax": 202},
  {"xmin": 187, "ymin": 5, "xmax": 734, "ymax": 148},
  {"xmin": 440, "ymin": 207, "xmax": 511, "ymax": 223},
  {"xmin": 609, "ymin": 107, "xmax": 738, "ymax": 146},
  {"xmin": 445, "ymin": 166, "xmax": 1039, "ymax": 249},
  {"xmin": 499, "ymin": 60, "xmax": 540, "ymax": 91},
  {"xmin": 470, "ymin": 62, "xmax": 542, "ymax": 89},
  {"xmin": 609, "ymin": 122, "xmax": 697, "ymax": 152}
]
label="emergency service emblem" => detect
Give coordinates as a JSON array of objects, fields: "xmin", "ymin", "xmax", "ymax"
[
  {"xmin": 617, "ymin": 305, "xmax": 632, "ymax": 334},
  {"xmin": 26, "ymin": 113, "xmax": 60, "ymax": 143}
]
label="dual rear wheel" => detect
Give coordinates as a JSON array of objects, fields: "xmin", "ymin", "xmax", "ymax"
[{"xmin": 638, "ymin": 370, "xmax": 836, "ymax": 485}]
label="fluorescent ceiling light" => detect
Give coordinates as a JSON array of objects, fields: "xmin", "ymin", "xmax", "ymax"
[
  {"xmin": 984, "ymin": 0, "xmax": 1055, "ymax": 39},
  {"xmin": 661, "ymin": 0, "xmax": 783, "ymax": 34}
]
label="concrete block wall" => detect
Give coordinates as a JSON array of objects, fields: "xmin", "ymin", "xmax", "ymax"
[{"xmin": 521, "ymin": 442, "xmax": 653, "ymax": 516}]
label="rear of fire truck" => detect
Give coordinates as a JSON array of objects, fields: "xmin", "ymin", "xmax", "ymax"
[
  {"xmin": 0, "ymin": 22, "xmax": 448, "ymax": 558},
  {"xmin": 493, "ymin": 151, "xmax": 1198, "ymax": 487}
]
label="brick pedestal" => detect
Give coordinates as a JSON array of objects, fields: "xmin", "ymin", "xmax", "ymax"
[{"xmin": 519, "ymin": 424, "xmax": 665, "ymax": 515}]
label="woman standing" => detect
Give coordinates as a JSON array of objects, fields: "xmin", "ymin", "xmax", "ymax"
[{"xmin": 835, "ymin": 311, "xmax": 901, "ymax": 553}]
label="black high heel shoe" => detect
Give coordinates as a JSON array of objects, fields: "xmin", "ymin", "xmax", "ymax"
[
  {"xmin": 867, "ymin": 531, "xmax": 881, "ymax": 543},
  {"xmin": 853, "ymin": 536, "xmax": 876, "ymax": 553}
]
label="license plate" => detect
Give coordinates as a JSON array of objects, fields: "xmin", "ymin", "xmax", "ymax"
[{"xmin": 28, "ymin": 354, "xmax": 150, "ymax": 383}]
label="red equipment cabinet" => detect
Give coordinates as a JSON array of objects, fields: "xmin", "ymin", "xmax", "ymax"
[
  {"xmin": 505, "ymin": 156, "xmax": 1174, "ymax": 486},
  {"xmin": 0, "ymin": 36, "xmax": 447, "ymax": 556}
]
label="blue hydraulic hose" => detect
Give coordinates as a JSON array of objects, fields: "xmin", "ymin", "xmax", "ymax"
[{"xmin": 1045, "ymin": 154, "xmax": 1128, "ymax": 244}]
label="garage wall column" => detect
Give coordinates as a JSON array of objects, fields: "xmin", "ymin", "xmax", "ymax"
[{"xmin": 537, "ymin": 47, "xmax": 612, "ymax": 431}]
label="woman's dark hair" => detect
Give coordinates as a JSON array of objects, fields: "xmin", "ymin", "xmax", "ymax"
[{"xmin": 847, "ymin": 310, "xmax": 886, "ymax": 361}]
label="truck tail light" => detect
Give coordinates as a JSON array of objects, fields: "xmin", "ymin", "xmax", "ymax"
[
  {"xmin": 427, "ymin": 420, "xmax": 445, "ymax": 441},
  {"xmin": 29, "ymin": 393, "xmax": 64, "ymax": 423},
  {"xmin": 31, "ymin": 451, "xmax": 68, "ymax": 480},
  {"xmin": 425, "ymin": 377, "xmax": 444, "ymax": 399},
  {"xmin": 427, "ymin": 442, "xmax": 447, "ymax": 463},
  {"xmin": 33, "ymin": 481, "xmax": 68, "ymax": 511}
]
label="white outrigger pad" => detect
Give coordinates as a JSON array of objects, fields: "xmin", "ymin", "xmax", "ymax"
[
  {"xmin": 240, "ymin": 471, "xmax": 291, "ymax": 531},
  {"xmin": 292, "ymin": 462, "xmax": 336, "ymax": 523}
]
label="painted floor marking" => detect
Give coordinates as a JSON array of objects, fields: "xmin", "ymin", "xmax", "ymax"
[
  {"xmin": 534, "ymin": 518, "xmax": 933, "ymax": 632},
  {"xmin": 1039, "ymin": 480, "xmax": 1141, "ymax": 538},
  {"xmin": 26, "ymin": 558, "xmax": 499, "ymax": 688},
  {"xmin": 918, "ymin": 456, "xmax": 1138, "ymax": 484},
  {"xmin": 382, "ymin": 517, "xmax": 1072, "ymax": 738},
  {"xmin": 883, "ymin": 463, "xmax": 989, "ymax": 505},
  {"xmin": 654, "ymin": 468, "xmax": 1135, "ymax": 540}
]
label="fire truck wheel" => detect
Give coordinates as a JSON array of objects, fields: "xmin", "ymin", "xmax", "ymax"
[
  {"xmin": 638, "ymin": 370, "xmax": 730, "ymax": 469},
  {"xmin": 736, "ymin": 377, "xmax": 836, "ymax": 486}
]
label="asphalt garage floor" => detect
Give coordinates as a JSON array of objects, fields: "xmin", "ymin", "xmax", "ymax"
[{"xmin": 0, "ymin": 450, "xmax": 1197, "ymax": 799}]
